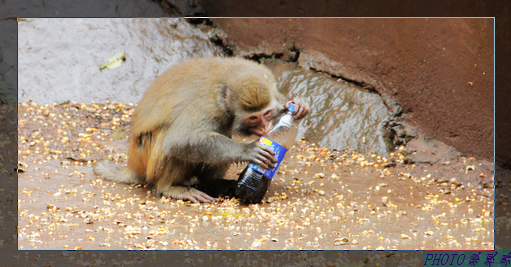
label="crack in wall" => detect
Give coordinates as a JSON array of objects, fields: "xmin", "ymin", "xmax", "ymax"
[
  {"xmin": 307, "ymin": 66, "xmax": 378, "ymax": 94},
  {"xmin": 192, "ymin": 21, "xmax": 421, "ymax": 155}
]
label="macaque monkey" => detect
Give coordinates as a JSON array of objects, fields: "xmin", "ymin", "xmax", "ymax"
[{"xmin": 94, "ymin": 57, "xmax": 309, "ymax": 203}]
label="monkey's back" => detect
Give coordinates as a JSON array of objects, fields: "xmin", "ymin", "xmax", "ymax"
[{"xmin": 130, "ymin": 57, "xmax": 277, "ymax": 137}]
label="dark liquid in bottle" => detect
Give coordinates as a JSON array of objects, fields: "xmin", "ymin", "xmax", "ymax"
[{"xmin": 235, "ymin": 166, "xmax": 271, "ymax": 204}]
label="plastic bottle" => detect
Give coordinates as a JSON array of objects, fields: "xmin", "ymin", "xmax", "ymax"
[{"xmin": 236, "ymin": 103, "xmax": 300, "ymax": 203}]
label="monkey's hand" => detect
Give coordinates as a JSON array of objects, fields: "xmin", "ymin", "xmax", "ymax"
[
  {"xmin": 244, "ymin": 140, "xmax": 278, "ymax": 169},
  {"xmin": 285, "ymin": 97, "xmax": 310, "ymax": 120}
]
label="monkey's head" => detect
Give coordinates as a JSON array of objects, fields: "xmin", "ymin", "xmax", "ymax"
[{"xmin": 229, "ymin": 73, "xmax": 283, "ymax": 137}]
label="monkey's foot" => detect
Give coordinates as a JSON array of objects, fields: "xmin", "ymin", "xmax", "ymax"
[{"xmin": 159, "ymin": 186, "xmax": 216, "ymax": 203}]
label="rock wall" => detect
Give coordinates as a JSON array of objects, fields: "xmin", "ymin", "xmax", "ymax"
[
  {"xmin": 18, "ymin": 18, "xmax": 224, "ymax": 105},
  {"xmin": 210, "ymin": 18, "xmax": 494, "ymax": 161}
]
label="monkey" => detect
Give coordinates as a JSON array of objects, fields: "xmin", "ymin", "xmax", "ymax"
[{"xmin": 94, "ymin": 57, "xmax": 309, "ymax": 203}]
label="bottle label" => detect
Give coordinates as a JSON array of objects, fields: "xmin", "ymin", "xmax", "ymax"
[{"xmin": 247, "ymin": 136, "xmax": 288, "ymax": 179}]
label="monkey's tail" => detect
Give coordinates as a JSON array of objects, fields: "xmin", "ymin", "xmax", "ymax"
[{"xmin": 93, "ymin": 161, "xmax": 144, "ymax": 184}]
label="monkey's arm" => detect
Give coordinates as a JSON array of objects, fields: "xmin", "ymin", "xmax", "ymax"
[{"xmin": 164, "ymin": 131, "xmax": 277, "ymax": 168}]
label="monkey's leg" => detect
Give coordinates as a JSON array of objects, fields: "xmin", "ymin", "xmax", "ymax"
[
  {"xmin": 193, "ymin": 163, "xmax": 237, "ymax": 198},
  {"xmin": 143, "ymin": 129, "xmax": 216, "ymax": 203},
  {"xmin": 152, "ymin": 159, "xmax": 216, "ymax": 203}
]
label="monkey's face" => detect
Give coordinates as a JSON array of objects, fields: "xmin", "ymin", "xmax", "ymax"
[{"xmin": 235, "ymin": 107, "xmax": 275, "ymax": 137}]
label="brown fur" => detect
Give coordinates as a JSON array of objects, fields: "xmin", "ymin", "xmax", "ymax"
[{"xmin": 94, "ymin": 57, "xmax": 285, "ymax": 203}]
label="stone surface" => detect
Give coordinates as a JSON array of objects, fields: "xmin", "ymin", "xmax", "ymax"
[
  {"xmin": 211, "ymin": 18, "xmax": 494, "ymax": 162},
  {"xmin": 18, "ymin": 18, "xmax": 225, "ymax": 105}
]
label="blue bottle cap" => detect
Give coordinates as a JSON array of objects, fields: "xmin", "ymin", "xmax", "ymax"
[{"xmin": 288, "ymin": 103, "xmax": 295, "ymax": 112}]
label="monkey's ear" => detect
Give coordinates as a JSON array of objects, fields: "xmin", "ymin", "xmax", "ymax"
[{"xmin": 219, "ymin": 85, "xmax": 232, "ymax": 110}]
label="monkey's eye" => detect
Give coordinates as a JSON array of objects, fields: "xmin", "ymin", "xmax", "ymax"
[
  {"xmin": 248, "ymin": 116, "xmax": 259, "ymax": 123},
  {"xmin": 264, "ymin": 110, "xmax": 273, "ymax": 118}
]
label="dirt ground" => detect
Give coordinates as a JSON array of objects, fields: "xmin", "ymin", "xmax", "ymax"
[
  {"xmin": 1, "ymin": 0, "xmax": 506, "ymax": 264},
  {"xmin": 9, "ymin": 15, "xmax": 501, "ymax": 264},
  {"xmin": 17, "ymin": 101, "xmax": 495, "ymax": 251},
  {"xmin": 210, "ymin": 18, "xmax": 494, "ymax": 163}
]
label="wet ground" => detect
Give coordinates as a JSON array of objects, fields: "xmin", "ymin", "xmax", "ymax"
[
  {"xmin": 18, "ymin": 101, "xmax": 494, "ymax": 250},
  {"xmin": 212, "ymin": 18, "xmax": 494, "ymax": 162},
  {"xmin": 268, "ymin": 61, "xmax": 390, "ymax": 156}
]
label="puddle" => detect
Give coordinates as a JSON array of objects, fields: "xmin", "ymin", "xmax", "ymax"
[
  {"xmin": 18, "ymin": 101, "xmax": 494, "ymax": 250},
  {"xmin": 267, "ymin": 61, "xmax": 391, "ymax": 156}
]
